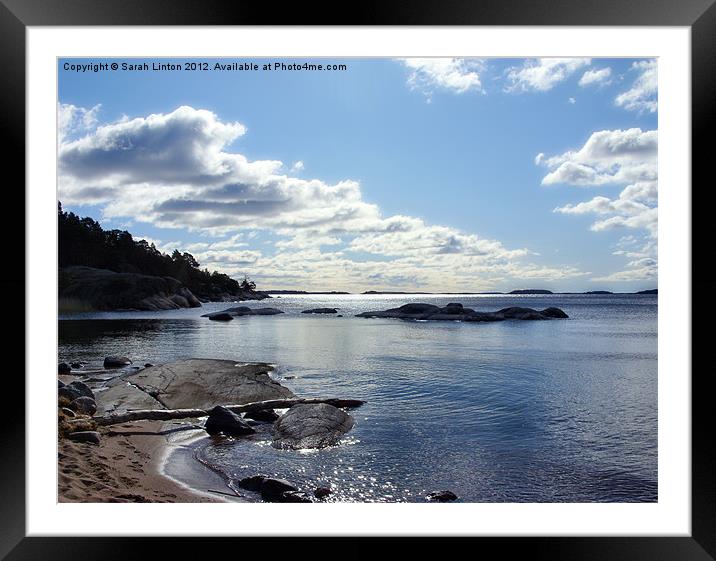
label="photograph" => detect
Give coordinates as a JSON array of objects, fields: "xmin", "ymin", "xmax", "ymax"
[{"xmin": 56, "ymin": 56, "xmax": 659, "ymax": 505}]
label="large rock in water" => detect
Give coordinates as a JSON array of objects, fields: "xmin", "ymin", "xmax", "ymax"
[
  {"xmin": 356, "ymin": 303, "xmax": 568, "ymax": 322},
  {"xmin": 272, "ymin": 403, "xmax": 354, "ymax": 450},
  {"xmin": 59, "ymin": 266, "xmax": 202, "ymax": 312},
  {"xmin": 202, "ymin": 307, "xmax": 284, "ymax": 319},
  {"xmin": 110, "ymin": 359, "xmax": 295, "ymax": 410}
]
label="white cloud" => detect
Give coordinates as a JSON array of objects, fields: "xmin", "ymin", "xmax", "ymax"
[
  {"xmin": 290, "ymin": 160, "xmax": 304, "ymax": 172},
  {"xmin": 505, "ymin": 58, "xmax": 591, "ymax": 92},
  {"xmin": 60, "ymin": 105, "xmax": 588, "ymax": 291},
  {"xmin": 401, "ymin": 58, "xmax": 484, "ymax": 100},
  {"xmin": 538, "ymin": 128, "xmax": 658, "ymax": 282},
  {"xmin": 578, "ymin": 67, "xmax": 612, "ymax": 87},
  {"xmin": 58, "ymin": 103, "xmax": 101, "ymax": 143},
  {"xmin": 568, "ymin": 97, "xmax": 576, "ymax": 104},
  {"xmin": 615, "ymin": 60, "xmax": 657, "ymax": 113}
]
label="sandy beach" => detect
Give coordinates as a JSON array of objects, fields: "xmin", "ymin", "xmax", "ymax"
[{"xmin": 58, "ymin": 419, "xmax": 226, "ymax": 503}]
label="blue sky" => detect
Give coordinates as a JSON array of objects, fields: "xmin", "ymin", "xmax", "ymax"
[{"xmin": 58, "ymin": 57, "xmax": 657, "ymax": 292}]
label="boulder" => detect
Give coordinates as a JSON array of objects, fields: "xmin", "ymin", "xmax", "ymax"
[
  {"xmin": 68, "ymin": 431, "xmax": 101, "ymax": 445},
  {"xmin": 104, "ymin": 356, "xmax": 132, "ymax": 368},
  {"xmin": 301, "ymin": 308, "xmax": 338, "ymax": 314},
  {"xmin": 60, "ymin": 407, "xmax": 76, "ymax": 418},
  {"xmin": 238, "ymin": 475, "xmax": 267, "ymax": 492},
  {"xmin": 144, "ymin": 363, "xmax": 155, "ymax": 368},
  {"xmin": 59, "ymin": 381, "xmax": 94, "ymax": 402},
  {"xmin": 280, "ymin": 491, "xmax": 313, "ymax": 503},
  {"xmin": 540, "ymin": 307, "xmax": 569, "ymax": 319},
  {"xmin": 244, "ymin": 409, "xmax": 279, "ymax": 423},
  {"xmin": 58, "ymin": 380, "xmax": 66, "ymax": 388},
  {"xmin": 208, "ymin": 313, "xmax": 234, "ymax": 321},
  {"xmin": 70, "ymin": 362, "xmax": 82, "ymax": 369},
  {"xmin": 58, "ymin": 362, "xmax": 71, "ymax": 374},
  {"xmin": 69, "ymin": 396, "xmax": 97, "ymax": 416},
  {"xmin": 260, "ymin": 478, "xmax": 297, "ymax": 500},
  {"xmin": 314, "ymin": 487, "xmax": 332, "ymax": 499},
  {"xmin": 426, "ymin": 490, "xmax": 458, "ymax": 502},
  {"xmin": 203, "ymin": 307, "xmax": 284, "ymax": 320},
  {"xmin": 204, "ymin": 406, "xmax": 256, "ymax": 437},
  {"xmin": 272, "ymin": 403, "xmax": 354, "ymax": 450},
  {"xmin": 59, "ymin": 266, "xmax": 202, "ymax": 311}
]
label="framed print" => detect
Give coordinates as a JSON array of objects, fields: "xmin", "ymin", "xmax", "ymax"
[{"xmin": 2, "ymin": 0, "xmax": 712, "ymax": 559}]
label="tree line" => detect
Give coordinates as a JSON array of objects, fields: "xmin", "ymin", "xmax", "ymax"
[{"xmin": 58, "ymin": 203, "xmax": 257, "ymax": 300}]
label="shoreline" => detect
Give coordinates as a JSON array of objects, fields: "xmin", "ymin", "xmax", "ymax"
[{"xmin": 59, "ymin": 419, "xmax": 235, "ymax": 503}]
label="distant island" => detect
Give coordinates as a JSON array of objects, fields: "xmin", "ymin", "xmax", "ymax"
[
  {"xmin": 508, "ymin": 289, "xmax": 553, "ymax": 295},
  {"xmin": 58, "ymin": 204, "xmax": 267, "ymax": 312},
  {"xmin": 636, "ymin": 289, "xmax": 658, "ymax": 295},
  {"xmin": 268, "ymin": 290, "xmax": 351, "ymax": 295}
]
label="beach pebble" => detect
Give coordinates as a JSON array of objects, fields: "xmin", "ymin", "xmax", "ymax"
[
  {"xmin": 243, "ymin": 409, "xmax": 279, "ymax": 423},
  {"xmin": 69, "ymin": 396, "xmax": 97, "ymax": 416},
  {"xmin": 68, "ymin": 431, "xmax": 101, "ymax": 445},
  {"xmin": 58, "ymin": 362, "xmax": 71, "ymax": 374},
  {"xmin": 314, "ymin": 487, "xmax": 332, "ymax": 499},
  {"xmin": 426, "ymin": 490, "xmax": 458, "ymax": 502},
  {"xmin": 104, "ymin": 356, "xmax": 132, "ymax": 368},
  {"xmin": 204, "ymin": 406, "xmax": 256, "ymax": 437}
]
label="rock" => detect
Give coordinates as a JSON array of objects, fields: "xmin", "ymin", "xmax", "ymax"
[
  {"xmin": 301, "ymin": 308, "xmax": 338, "ymax": 314},
  {"xmin": 68, "ymin": 431, "xmax": 101, "ymax": 445},
  {"xmin": 337, "ymin": 315, "xmax": 343, "ymax": 317},
  {"xmin": 58, "ymin": 381, "xmax": 95, "ymax": 402},
  {"xmin": 58, "ymin": 362, "xmax": 71, "ymax": 374},
  {"xmin": 58, "ymin": 380, "xmax": 66, "ymax": 388},
  {"xmin": 509, "ymin": 289, "xmax": 553, "ymax": 294},
  {"xmin": 202, "ymin": 307, "xmax": 284, "ymax": 320},
  {"xmin": 59, "ymin": 266, "xmax": 202, "ymax": 311},
  {"xmin": 70, "ymin": 362, "xmax": 82, "ymax": 369},
  {"xmin": 208, "ymin": 313, "xmax": 234, "ymax": 321},
  {"xmin": 356, "ymin": 302, "xmax": 568, "ymax": 322},
  {"xmin": 244, "ymin": 409, "xmax": 279, "ymax": 423},
  {"xmin": 104, "ymin": 356, "xmax": 132, "ymax": 368},
  {"xmin": 204, "ymin": 406, "xmax": 256, "ymax": 437},
  {"xmin": 280, "ymin": 491, "xmax": 313, "ymax": 503},
  {"xmin": 238, "ymin": 475, "xmax": 267, "ymax": 492},
  {"xmin": 69, "ymin": 396, "xmax": 97, "ymax": 416},
  {"xmin": 260, "ymin": 478, "xmax": 297, "ymax": 501},
  {"xmin": 117, "ymin": 359, "xmax": 295, "ymax": 410},
  {"xmin": 272, "ymin": 403, "xmax": 354, "ymax": 450},
  {"xmin": 314, "ymin": 487, "xmax": 332, "ymax": 499},
  {"xmin": 144, "ymin": 363, "xmax": 154, "ymax": 368},
  {"xmin": 426, "ymin": 490, "xmax": 458, "ymax": 502},
  {"xmin": 60, "ymin": 407, "xmax": 75, "ymax": 418}
]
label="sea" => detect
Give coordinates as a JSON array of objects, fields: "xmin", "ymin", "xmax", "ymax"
[{"xmin": 58, "ymin": 293, "xmax": 658, "ymax": 502}]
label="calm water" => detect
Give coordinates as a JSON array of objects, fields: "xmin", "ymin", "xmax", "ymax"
[{"xmin": 58, "ymin": 294, "xmax": 658, "ymax": 502}]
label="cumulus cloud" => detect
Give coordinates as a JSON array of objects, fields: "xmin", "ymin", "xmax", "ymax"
[
  {"xmin": 538, "ymin": 129, "xmax": 658, "ymax": 281},
  {"xmin": 615, "ymin": 60, "xmax": 657, "ymax": 113},
  {"xmin": 401, "ymin": 58, "xmax": 484, "ymax": 100},
  {"xmin": 505, "ymin": 58, "xmax": 591, "ymax": 92},
  {"xmin": 58, "ymin": 103, "xmax": 101, "ymax": 143},
  {"xmin": 60, "ymin": 105, "xmax": 587, "ymax": 290},
  {"xmin": 578, "ymin": 67, "xmax": 612, "ymax": 87}
]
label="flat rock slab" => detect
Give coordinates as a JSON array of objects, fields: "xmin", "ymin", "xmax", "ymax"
[
  {"xmin": 121, "ymin": 359, "xmax": 295, "ymax": 410},
  {"xmin": 202, "ymin": 307, "xmax": 284, "ymax": 320},
  {"xmin": 301, "ymin": 308, "xmax": 338, "ymax": 314},
  {"xmin": 272, "ymin": 403, "xmax": 354, "ymax": 450}
]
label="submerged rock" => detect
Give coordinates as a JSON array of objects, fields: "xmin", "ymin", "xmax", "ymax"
[
  {"xmin": 104, "ymin": 356, "xmax": 132, "ymax": 368},
  {"xmin": 356, "ymin": 303, "xmax": 568, "ymax": 322},
  {"xmin": 202, "ymin": 307, "xmax": 284, "ymax": 320},
  {"xmin": 58, "ymin": 362, "xmax": 71, "ymax": 374},
  {"xmin": 301, "ymin": 308, "xmax": 338, "ymax": 314},
  {"xmin": 204, "ymin": 406, "xmax": 256, "ymax": 437},
  {"xmin": 426, "ymin": 490, "xmax": 458, "ymax": 502},
  {"xmin": 272, "ymin": 403, "xmax": 354, "ymax": 450}
]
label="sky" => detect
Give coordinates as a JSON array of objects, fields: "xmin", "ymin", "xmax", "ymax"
[{"xmin": 58, "ymin": 57, "xmax": 658, "ymax": 292}]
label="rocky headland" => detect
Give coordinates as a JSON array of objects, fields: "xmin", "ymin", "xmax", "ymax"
[{"xmin": 355, "ymin": 302, "xmax": 568, "ymax": 322}]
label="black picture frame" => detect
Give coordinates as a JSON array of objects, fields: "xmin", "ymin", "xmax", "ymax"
[{"xmin": 2, "ymin": 1, "xmax": 710, "ymax": 559}]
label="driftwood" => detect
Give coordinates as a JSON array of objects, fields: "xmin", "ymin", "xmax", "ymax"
[{"xmin": 88, "ymin": 397, "xmax": 366, "ymax": 427}]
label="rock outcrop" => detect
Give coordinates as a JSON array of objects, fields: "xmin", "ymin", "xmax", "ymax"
[
  {"xmin": 272, "ymin": 403, "xmax": 354, "ymax": 450},
  {"xmin": 355, "ymin": 303, "xmax": 568, "ymax": 322},
  {"xmin": 301, "ymin": 308, "xmax": 338, "ymax": 314},
  {"xmin": 202, "ymin": 307, "xmax": 284, "ymax": 320},
  {"xmin": 204, "ymin": 406, "xmax": 255, "ymax": 436},
  {"xmin": 59, "ymin": 266, "xmax": 202, "ymax": 312}
]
